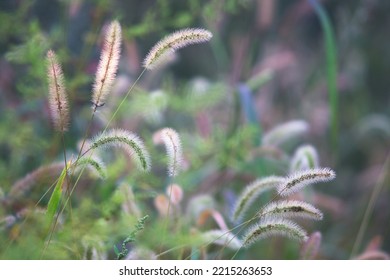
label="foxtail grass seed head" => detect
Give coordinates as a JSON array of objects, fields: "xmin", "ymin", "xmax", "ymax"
[
  {"xmin": 143, "ymin": 28, "xmax": 212, "ymax": 70},
  {"xmin": 258, "ymin": 200, "xmax": 323, "ymax": 220},
  {"xmin": 290, "ymin": 144, "xmax": 319, "ymax": 172},
  {"xmin": 46, "ymin": 50, "xmax": 69, "ymax": 132},
  {"xmin": 202, "ymin": 230, "xmax": 242, "ymax": 250},
  {"xmin": 75, "ymin": 156, "xmax": 107, "ymax": 179},
  {"xmin": 232, "ymin": 176, "xmax": 285, "ymax": 222},
  {"xmin": 242, "ymin": 217, "xmax": 308, "ymax": 247},
  {"xmin": 153, "ymin": 128, "xmax": 183, "ymax": 177},
  {"xmin": 262, "ymin": 120, "xmax": 309, "ymax": 147},
  {"xmin": 92, "ymin": 20, "xmax": 121, "ymax": 111},
  {"xmin": 88, "ymin": 129, "xmax": 150, "ymax": 172},
  {"xmin": 278, "ymin": 167, "xmax": 336, "ymax": 197}
]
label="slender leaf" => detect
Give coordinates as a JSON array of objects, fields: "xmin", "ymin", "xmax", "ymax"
[
  {"xmin": 309, "ymin": 0, "xmax": 338, "ymax": 151},
  {"xmin": 46, "ymin": 167, "xmax": 66, "ymax": 221}
]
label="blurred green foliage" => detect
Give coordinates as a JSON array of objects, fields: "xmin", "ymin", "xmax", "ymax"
[{"xmin": 0, "ymin": 0, "xmax": 389, "ymax": 260}]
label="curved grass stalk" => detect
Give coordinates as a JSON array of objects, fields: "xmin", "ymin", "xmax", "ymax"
[
  {"xmin": 351, "ymin": 153, "xmax": 390, "ymax": 257},
  {"xmin": 232, "ymin": 176, "xmax": 284, "ymax": 222}
]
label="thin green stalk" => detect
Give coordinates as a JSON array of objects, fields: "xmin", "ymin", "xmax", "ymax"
[
  {"xmin": 351, "ymin": 152, "xmax": 390, "ymax": 257},
  {"xmin": 105, "ymin": 68, "xmax": 146, "ymax": 129},
  {"xmin": 60, "ymin": 132, "xmax": 73, "ymax": 219},
  {"xmin": 45, "ymin": 70, "xmax": 147, "ymax": 250},
  {"xmin": 310, "ymin": 0, "xmax": 338, "ymax": 151}
]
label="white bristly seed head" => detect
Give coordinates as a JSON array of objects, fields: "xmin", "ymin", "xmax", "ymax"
[
  {"xmin": 232, "ymin": 176, "xmax": 285, "ymax": 222},
  {"xmin": 154, "ymin": 128, "xmax": 183, "ymax": 177},
  {"xmin": 143, "ymin": 28, "xmax": 212, "ymax": 70},
  {"xmin": 290, "ymin": 144, "xmax": 319, "ymax": 172},
  {"xmin": 46, "ymin": 50, "xmax": 69, "ymax": 132},
  {"xmin": 92, "ymin": 20, "xmax": 121, "ymax": 111},
  {"xmin": 258, "ymin": 200, "xmax": 323, "ymax": 220},
  {"xmin": 262, "ymin": 120, "xmax": 309, "ymax": 147},
  {"xmin": 88, "ymin": 129, "xmax": 150, "ymax": 172},
  {"xmin": 277, "ymin": 167, "xmax": 336, "ymax": 197},
  {"xmin": 242, "ymin": 217, "xmax": 308, "ymax": 247}
]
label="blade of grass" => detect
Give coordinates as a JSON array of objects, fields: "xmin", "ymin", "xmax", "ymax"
[
  {"xmin": 309, "ymin": 0, "xmax": 338, "ymax": 151},
  {"xmin": 351, "ymin": 152, "xmax": 390, "ymax": 257},
  {"xmin": 46, "ymin": 167, "xmax": 66, "ymax": 222}
]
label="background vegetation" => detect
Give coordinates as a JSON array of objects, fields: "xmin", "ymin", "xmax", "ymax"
[{"xmin": 0, "ymin": 0, "xmax": 389, "ymax": 259}]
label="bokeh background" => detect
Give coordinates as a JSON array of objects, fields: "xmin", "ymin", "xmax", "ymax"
[{"xmin": 0, "ymin": 0, "xmax": 389, "ymax": 259}]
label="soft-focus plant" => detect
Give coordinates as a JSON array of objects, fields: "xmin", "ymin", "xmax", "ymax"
[{"xmin": 1, "ymin": 1, "xmax": 388, "ymax": 260}]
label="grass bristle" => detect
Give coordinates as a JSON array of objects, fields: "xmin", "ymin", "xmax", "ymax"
[
  {"xmin": 143, "ymin": 28, "xmax": 212, "ymax": 70},
  {"xmin": 154, "ymin": 128, "xmax": 183, "ymax": 177},
  {"xmin": 258, "ymin": 200, "xmax": 323, "ymax": 220},
  {"xmin": 92, "ymin": 20, "xmax": 121, "ymax": 111},
  {"xmin": 277, "ymin": 167, "xmax": 336, "ymax": 197},
  {"xmin": 242, "ymin": 217, "xmax": 308, "ymax": 247},
  {"xmin": 232, "ymin": 176, "xmax": 284, "ymax": 222},
  {"xmin": 46, "ymin": 50, "xmax": 69, "ymax": 132},
  {"xmin": 88, "ymin": 129, "xmax": 150, "ymax": 172}
]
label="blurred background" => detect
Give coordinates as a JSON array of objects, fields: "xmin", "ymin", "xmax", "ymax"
[{"xmin": 0, "ymin": 0, "xmax": 389, "ymax": 259}]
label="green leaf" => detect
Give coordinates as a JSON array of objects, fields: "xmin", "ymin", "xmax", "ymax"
[
  {"xmin": 46, "ymin": 167, "xmax": 66, "ymax": 222},
  {"xmin": 113, "ymin": 245, "xmax": 120, "ymax": 257},
  {"xmin": 310, "ymin": 0, "xmax": 338, "ymax": 151}
]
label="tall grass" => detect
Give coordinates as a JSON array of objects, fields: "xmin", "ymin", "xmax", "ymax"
[{"xmin": 309, "ymin": 0, "xmax": 338, "ymax": 152}]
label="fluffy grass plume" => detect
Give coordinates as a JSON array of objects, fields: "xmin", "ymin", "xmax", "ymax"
[
  {"xmin": 242, "ymin": 217, "xmax": 308, "ymax": 247},
  {"xmin": 290, "ymin": 144, "xmax": 319, "ymax": 172},
  {"xmin": 278, "ymin": 167, "xmax": 336, "ymax": 197},
  {"xmin": 258, "ymin": 200, "xmax": 323, "ymax": 220},
  {"xmin": 46, "ymin": 50, "xmax": 69, "ymax": 132},
  {"xmin": 143, "ymin": 28, "xmax": 212, "ymax": 70},
  {"xmin": 232, "ymin": 176, "xmax": 284, "ymax": 222},
  {"xmin": 153, "ymin": 128, "xmax": 183, "ymax": 177},
  {"xmin": 87, "ymin": 129, "xmax": 150, "ymax": 172},
  {"xmin": 92, "ymin": 20, "xmax": 121, "ymax": 111},
  {"xmin": 262, "ymin": 120, "xmax": 309, "ymax": 147},
  {"xmin": 75, "ymin": 156, "xmax": 107, "ymax": 179}
]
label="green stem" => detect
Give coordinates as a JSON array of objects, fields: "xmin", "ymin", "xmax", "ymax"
[
  {"xmin": 45, "ymin": 69, "xmax": 147, "ymax": 250},
  {"xmin": 310, "ymin": 0, "xmax": 338, "ymax": 151},
  {"xmin": 351, "ymin": 152, "xmax": 390, "ymax": 257}
]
